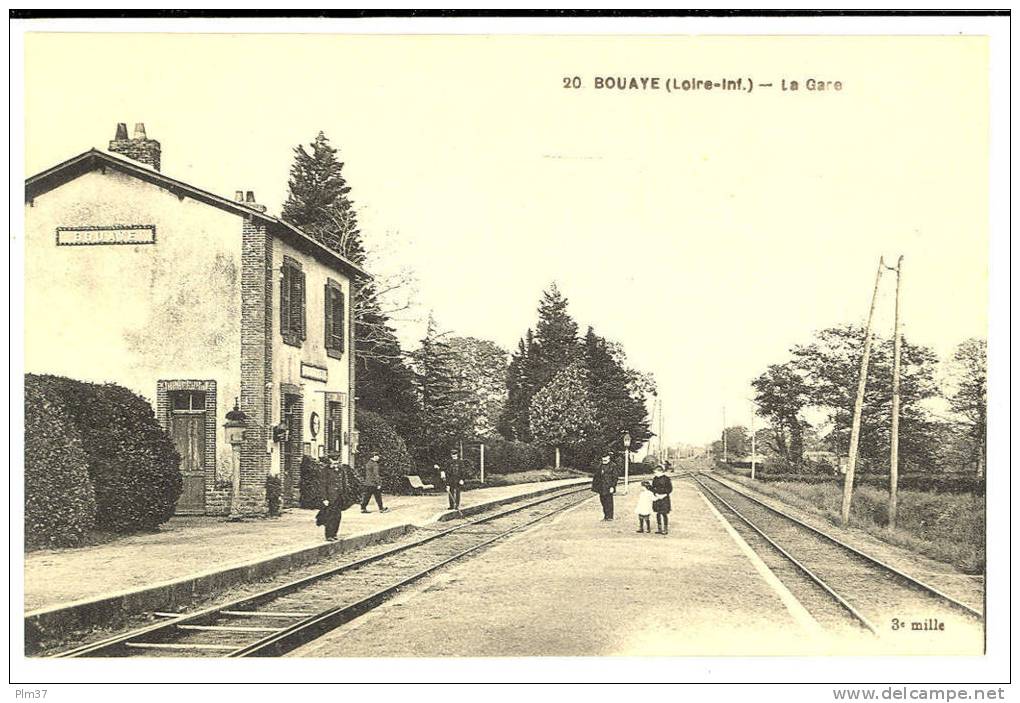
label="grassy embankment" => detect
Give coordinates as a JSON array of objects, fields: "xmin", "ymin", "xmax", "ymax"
[{"xmin": 721, "ymin": 470, "xmax": 984, "ymax": 574}]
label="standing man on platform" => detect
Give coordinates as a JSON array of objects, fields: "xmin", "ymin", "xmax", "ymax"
[
  {"xmin": 440, "ymin": 447, "xmax": 467, "ymax": 511},
  {"xmin": 591, "ymin": 451, "xmax": 619, "ymax": 521},
  {"xmin": 360, "ymin": 452, "xmax": 388, "ymax": 514},
  {"xmin": 319, "ymin": 456, "xmax": 356, "ymax": 541}
]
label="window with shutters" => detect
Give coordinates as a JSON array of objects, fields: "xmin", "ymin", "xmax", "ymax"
[
  {"xmin": 280, "ymin": 256, "xmax": 305, "ymax": 347},
  {"xmin": 324, "ymin": 278, "xmax": 345, "ymax": 359}
]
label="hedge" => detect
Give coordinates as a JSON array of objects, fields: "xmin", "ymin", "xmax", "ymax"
[
  {"xmin": 25, "ymin": 381, "xmax": 97, "ymax": 548},
  {"xmin": 627, "ymin": 461, "xmax": 656, "ymax": 476},
  {"xmin": 472, "ymin": 439, "xmax": 547, "ymax": 476},
  {"xmin": 354, "ymin": 409, "xmax": 415, "ymax": 493},
  {"xmin": 299, "ymin": 456, "xmax": 324, "ymax": 508},
  {"xmin": 25, "ymin": 374, "xmax": 182, "ymax": 534}
]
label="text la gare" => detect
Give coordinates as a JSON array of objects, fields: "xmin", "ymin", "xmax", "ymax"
[{"xmin": 782, "ymin": 78, "xmax": 843, "ymax": 91}]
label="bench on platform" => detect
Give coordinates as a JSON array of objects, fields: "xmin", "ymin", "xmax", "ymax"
[{"xmin": 405, "ymin": 475, "xmax": 436, "ymax": 494}]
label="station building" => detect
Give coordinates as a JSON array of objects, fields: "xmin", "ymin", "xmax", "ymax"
[{"xmin": 24, "ymin": 123, "xmax": 366, "ymax": 516}]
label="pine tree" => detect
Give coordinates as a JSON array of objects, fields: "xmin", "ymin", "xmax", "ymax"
[
  {"xmin": 281, "ymin": 132, "xmax": 420, "ymax": 447},
  {"xmin": 532, "ymin": 283, "xmax": 579, "ymax": 389},
  {"xmin": 501, "ymin": 330, "xmax": 539, "ymax": 441},
  {"xmin": 282, "ymin": 131, "xmax": 365, "ymax": 262},
  {"xmin": 582, "ymin": 326, "xmax": 652, "ymax": 464},
  {"xmin": 499, "ymin": 284, "xmax": 581, "ymax": 442}
]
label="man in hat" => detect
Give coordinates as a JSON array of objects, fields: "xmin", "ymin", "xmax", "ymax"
[
  {"xmin": 440, "ymin": 447, "xmax": 467, "ymax": 511},
  {"xmin": 590, "ymin": 451, "xmax": 619, "ymax": 521},
  {"xmin": 319, "ymin": 456, "xmax": 350, "ymax": 541},
  {"xmin": 359, "ymin": 452, "xmax": 389, "ymax": 513}
]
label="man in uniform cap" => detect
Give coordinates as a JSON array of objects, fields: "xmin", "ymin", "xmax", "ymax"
[
  {"xmin": 440, "ymin": 447, "xmax": 467, "ymax": 511},
  {"xmin": 590, "ymin": 451, "xmax": 620, "ymax": 521}
]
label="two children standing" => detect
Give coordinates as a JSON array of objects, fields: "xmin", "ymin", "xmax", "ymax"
[{"xmin": 635, "ymin": 465, "xmax": 673, "ymax": 535}]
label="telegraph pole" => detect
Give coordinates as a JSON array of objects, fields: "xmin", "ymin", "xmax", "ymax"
[
  {"xmin": 658, "ymin": 398, "xmax": 665, "ymax": 464},
  {"xmin": 841, "ymin": 258, "xmax": 885, "ymax": 527},
  {"xmin": 722, "ymin": 406, "xmax": 728, "ymax": 462},
  {"xmin": 889, "ymin": 256, "xmax": 904, "ymax": 530},
  {"xmin": 750, "ymin": 408, "xmax": 756, "ymax": 480}
]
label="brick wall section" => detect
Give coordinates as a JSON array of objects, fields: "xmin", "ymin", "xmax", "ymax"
[
  {"xmin": 280, "ymin": 385, "xmax": 304, "ymax": 508},
  {"xmin": 156, "ymin": 383, "xmax": 169, "ymax": 431},
  {"xmin": 202, "ymin": 385, "xmax": 229, "ymax": 515},
  {"xmin": 240, "ymin": 217, "xmax": 272, "ymax": 515},
  {"xmin": 108, "ymin": 137, "xmax": 162, "ymax": 171}
]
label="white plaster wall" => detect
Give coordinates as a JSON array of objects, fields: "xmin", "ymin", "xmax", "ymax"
[
  {"xmin": 24, "ymin": 169, "xmax": 244, "ymax": 478},
  {"xmin": 268, "ymin": 236, "xmax": 354, "ymax": 469}
]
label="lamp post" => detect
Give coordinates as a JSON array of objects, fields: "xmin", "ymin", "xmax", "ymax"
[
  {"xmin": 223, "ymin": 399, "xmax": 248, "ymax": 521},
  {"xmin": 622, "ymin": 431, "xmax": 632, "ymax": 495}
]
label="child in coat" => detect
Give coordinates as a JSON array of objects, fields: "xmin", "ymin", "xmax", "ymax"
[
  {"xmin": 635, "ymin": 481, "xmax": 655, "ymax": 533},
  {"xmin": 651, "ymin": 465, "xmax": 674, "ymax": 535}
]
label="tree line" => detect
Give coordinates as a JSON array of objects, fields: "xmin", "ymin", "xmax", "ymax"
[
  {"xmin": 282, "ymin": 132, "xmax": 653, "ymax": 471},
  {"xmin": 723, "ymin": 324, "xmax": 987, "ymax": 477}
]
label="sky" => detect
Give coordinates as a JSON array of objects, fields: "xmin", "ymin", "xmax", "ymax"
[{"xmin": 22, "ymin": 33, "xmax": 989, "ymax": 446}]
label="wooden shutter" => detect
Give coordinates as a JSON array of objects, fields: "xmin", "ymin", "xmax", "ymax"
[
  {"xmin": 295, "ymin": 269, "xmax": 307, "ymax": 340},
  {"xmin": 324, "ymin": 283, "xmax": 345, "ymax": 356},
  {"xmin": 280, "ymin": 264, "xmax": 292, "ymax": 338},
  {"xmin": 324, "ymin": 283, "xmax": 334, "ymax": 349}
]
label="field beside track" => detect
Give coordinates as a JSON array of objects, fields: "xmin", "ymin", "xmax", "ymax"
[{"xmin": 720, "ymin": 471, "xmax": 984, "ymax": 573}]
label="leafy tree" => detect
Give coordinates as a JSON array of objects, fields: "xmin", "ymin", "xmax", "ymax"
[
  {"xmin": 943, "ymin": 338, "xmax": 987, "ymax": 475},
  {"xmin": 791, "ymin": 324, "xmax": 940, "ymax": 472},
  {"xmin": 410, "ymin": 315, "xmax": 474, "ymax": 465},
  {"xmin": 447, "ymin": 336, "xmax": 509, "ymax": 440},
  {"xmin": 529, "ymin": 363, "xmax": 597, "ymax": 469},
  {"xmin": 751, "ymin": 362, "xmax": 809, "ymax": 466},
  {"xmin": 354, "ymin": 408, "xmax": 415, "ymax": 491},
  {"xmin": 712, "ymin": 425, "xmax": 751, "ymax": 459}
]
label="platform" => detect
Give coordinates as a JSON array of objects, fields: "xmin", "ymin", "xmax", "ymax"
[
  {"xmin": 292, "ymin": 477, "xmax": 819, "ymax": 657},
  {"xmin": 24, "ymin": 477, "xmax": 588, "ymax": 649}
]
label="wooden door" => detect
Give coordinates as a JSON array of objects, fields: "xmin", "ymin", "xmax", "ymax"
[
  {"xmin": 325, "ymin": 400, "xmax": 343, "ymax": 459},
  {"xmin": 170, "ymin": 412, "xmax": 206, "ymax": 514}
]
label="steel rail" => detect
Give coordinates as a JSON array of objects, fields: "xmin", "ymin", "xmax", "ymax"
[
  {"xmin": 52, "ymin": 484, "xmax": 591, "ymax": 658},
  {"xmin": 694, "ymin": 475, "xmax": 879, "ymax": 634},
  {"xmin": 231, "ymin": 490, "xmax": 593, "ymax": 657},
  {"xmin": 696, "ymin": 473, "xmax": 982, "ymax": 620}
]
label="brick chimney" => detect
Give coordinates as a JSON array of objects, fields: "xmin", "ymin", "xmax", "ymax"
[
  {"xmin": 108, "ymin": 122, "xmax": 161, "ymax": 171},
  {"xmin": 234, "ymin": 189, "xmax": 267, "ymax": 213}
]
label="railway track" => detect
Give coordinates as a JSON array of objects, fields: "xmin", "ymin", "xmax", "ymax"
[
  {"xmin": 692, "ymin": 473, "xmax": 983, "ymax": 645},
  {"xmin": 53, "ymin": 486, "xmax": 593, "ymax": 658}
]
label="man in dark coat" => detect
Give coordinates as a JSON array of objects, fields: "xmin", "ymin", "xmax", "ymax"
[
  {"xmin": 440, "ymin": 448, "xmax": 467, "ymax": 510},
  {"xmin": 359, "ymin": 452, "xmax": 388, "ymax": 513},
  {"xmin": 591, "ymin": 451, "xmax": 619, "ymax": 520},
  {"xmin": 319, "ymin": 456, "xmax": 358, "ymax": 541}
]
